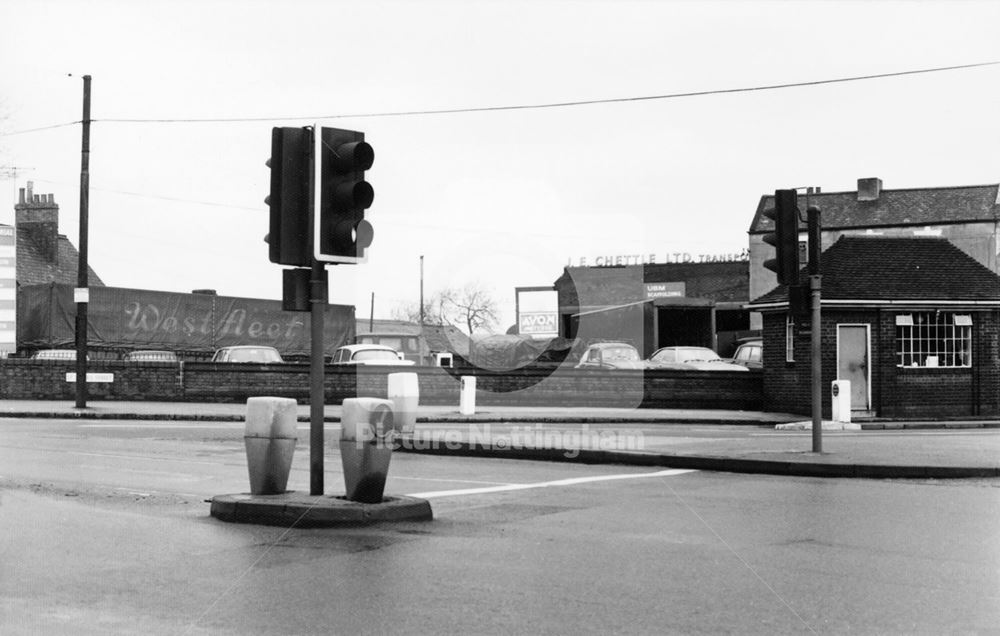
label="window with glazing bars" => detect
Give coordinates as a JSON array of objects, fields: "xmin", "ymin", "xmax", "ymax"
[{"xmin": 895, "ymin": 312, "xmax": 972, "ymax": 368}]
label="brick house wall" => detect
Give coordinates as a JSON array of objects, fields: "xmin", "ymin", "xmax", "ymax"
[{"xmin": 762, "ymin": 308, "xmax": 1000, "ymax": 418}]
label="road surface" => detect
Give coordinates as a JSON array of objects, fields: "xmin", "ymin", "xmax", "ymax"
[{"xmin": 2, "ymin": 418, "xmax": 998, "ymax": 634}]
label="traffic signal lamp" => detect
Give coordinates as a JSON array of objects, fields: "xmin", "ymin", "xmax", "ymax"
[
  {"xmin": 265, "ymin": 127, "xmax": 311, "ymax": 266},
  {"xmin": 763, "ymin": 189, "xmax": 801, "ymax": 286},
  {"xmin": 315, "ymin": 126, "xmax": 374, "ymax": 264}
]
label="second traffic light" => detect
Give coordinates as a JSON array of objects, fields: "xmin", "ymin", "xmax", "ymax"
[
  {"xmin": 763, "ymin": 189, "xmax": 801, "ymax": 286},
  {"xmin": 315, "ymin": 126, "xmax": 374, "ymax": 264},
  {"xmin": 266, "ymin": 127, "xmax": 312, "ymax": 267}
]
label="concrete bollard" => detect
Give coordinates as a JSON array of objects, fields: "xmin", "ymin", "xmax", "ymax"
[
  {"xmin": 387, "ymin": 372, "xmax": 419, "ymax": 434},
  {"xmin": 244, "ymin": 397, "xmax": 298, "ymax": 495},
  {"xmin": 459, "ymin": 376, "xmax": 476, "ymax": 415},
  {"xmin": 339, "ymin": 398, "xmax": 397, "ymax": 503}
]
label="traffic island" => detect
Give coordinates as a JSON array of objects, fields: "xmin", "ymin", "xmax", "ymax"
[
  {"xmin": 209, "ymin": 492, "xmax": 432, "ymax": 528},
  {"xmin": 210, "ymin": 397, "xmax": 433, "ymax": 527}
]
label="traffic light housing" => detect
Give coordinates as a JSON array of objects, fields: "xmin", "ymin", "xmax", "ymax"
[
  {"xmin": 314, "ymin": 126, "xmax": 374, "ymax": 264},
  {"xmin": 763, "ymin": 189, "xmax": 801, "ymax": 286},
  {"xmin": 266, "ymin": 127, "xmax": 311, "ymax": 266}
]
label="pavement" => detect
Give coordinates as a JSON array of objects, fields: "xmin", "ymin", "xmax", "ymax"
[{"xmin": 2, "ymin": 399, "xmax": 998, "ymax": 480}]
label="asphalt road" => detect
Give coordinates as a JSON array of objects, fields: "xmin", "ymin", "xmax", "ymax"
[{"xmin": 2, "ymin": 418, "xmax": 998, "ymax": 635}]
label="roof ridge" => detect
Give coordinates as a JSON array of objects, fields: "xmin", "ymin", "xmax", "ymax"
[{"xmin": 760, "ymin": 182, "xmax": 999, "ymax": 197}]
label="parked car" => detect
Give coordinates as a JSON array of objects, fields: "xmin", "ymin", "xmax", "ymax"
[
  {"xmin": 31, "ymin": 349, "xmax": 86, "ymax": 361},
  {"xmin": 647, "ymin": 346, "xmax": 749, "ymax": 371},
  {"xmin": 124, "ymin": 350, "xmax": 178, "ymax": 363},
  {"xmin": 728, "ymin": 339, "xmax": 762, "ymax": 370},
  {"xmin": 575, "ymin": 342, "xmax": 645, "ymax": 370},
  {"xmin": 331, "ymin": 344, "xmax": 416, "ymax": 366},
  {"xmin": 211, "ymin": 346, "xmax": 283, "ymax": 363}
]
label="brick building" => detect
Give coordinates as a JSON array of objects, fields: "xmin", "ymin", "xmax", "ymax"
[
  {"xmin": 553, "ymin": 260, "xmax": 751, "ymax": 357},
  {"xmin": 748, "ymin": 178, "xmax": 1000, "ymax": 329},
  {"xmin": 355, "ymin": 318, "xmax": 471, "ymax": 365},
  {"xmin": 12, "ymin": 182, "xmax": 103, "ymax": 287},
  {"xmin": 748, "ymin": 236, "xmax": 1000, "ymax": 419}
]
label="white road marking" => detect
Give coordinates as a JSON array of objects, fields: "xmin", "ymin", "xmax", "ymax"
[
  {"xmin": 391, "ymin": 475, "xmax": 513, "ymax": 486},
  {"xmin": 76, "ymin": 423, "xmax": 342, "ymax": 431},
  {"xmin": 77, "ymin": 423, "xmax": 245, "ymax": 429},
  {"xmin": 407, "ymin": 468, "xmax": 696, "ymax": 499}
]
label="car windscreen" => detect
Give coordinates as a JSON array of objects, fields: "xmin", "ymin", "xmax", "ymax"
[
  {"xmin": 603, "ymin": 347, "xmax": 639, "ymax": 361},
  {"xmin": 677, "ymin": 348, "xmax": 722, "ymax": 363},
  {"xmin": 229, "ymin": 348, "xmax": 282, "ymax": 362},
  {"xmin": 353, "ymin": 350, "xmax": 400, "ymax": 362}
]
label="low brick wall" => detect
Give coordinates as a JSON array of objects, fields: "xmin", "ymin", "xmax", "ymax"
[{"xmin": 0, "ymin": 360, "xmax": 762, "ymax": 410}]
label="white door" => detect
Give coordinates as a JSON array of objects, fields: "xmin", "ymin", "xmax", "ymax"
[{"xmin": 837, "ymin": 325, "xmax": 870, "ymax": 411}]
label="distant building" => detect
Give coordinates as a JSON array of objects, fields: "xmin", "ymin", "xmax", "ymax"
[
  {"xmin": 553, "ymin": 260, "xmax": 751, "ymax": 357},
  {"xmin": 355, "ymin": 318, "xmax": 471, "ymax": 365},
  {"xmin": 748, "ymin": 236, "xmax": 1000, "ymax": 419},
  {"xmin": 9, "ymin": 182, "xmax": 354, "ymax": 359},
  {"xmin": 748, "ymin": 178, "xmax": 1000, "ymax": 328},
  {"xmin": 12, "ymin": 182, "xmax": 104, "ymax": 287}
]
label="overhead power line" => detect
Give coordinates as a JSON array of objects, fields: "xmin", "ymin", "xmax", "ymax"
[
  {"xmin": 0, "ymin": 60, "xmax": 992, "ymax": 133},
  {"xmin": 0, "ymin": 121, "xmax": 80, "ymax": 137},
  {"xmin": 32, "ymin": 178, "xmax": 260, "ymax": 211}
]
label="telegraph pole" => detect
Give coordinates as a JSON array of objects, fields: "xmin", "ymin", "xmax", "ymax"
[{"xmin": 75, "ymin": 75, "xmax": 91, "ymax": 409}]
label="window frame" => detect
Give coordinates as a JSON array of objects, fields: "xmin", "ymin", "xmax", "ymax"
[{"xmin": 894, "ymin": 312, "xmax": 972, "ymax": 369}]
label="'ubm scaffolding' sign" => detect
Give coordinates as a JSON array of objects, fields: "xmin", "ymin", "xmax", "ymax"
[{"xmin": 0, "ymin": 226, "xmax": 15, "ymax": 356}]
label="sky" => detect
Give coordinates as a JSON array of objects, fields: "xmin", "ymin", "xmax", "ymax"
[{"xmin": 1, "ymin": 0, "xmax": 999, "ymax": 333}]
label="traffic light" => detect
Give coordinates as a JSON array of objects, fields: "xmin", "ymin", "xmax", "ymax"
[
  {"xmin": 266, "ymin": 127, "xmax": 311, "ymax": 266},
  {"xmin": 314, "ymin": 126, "xmax": 374, "ymax": 264},
  {"xmin": 763, "ymin": 189, "xmax": 801, "ymax": 286}
]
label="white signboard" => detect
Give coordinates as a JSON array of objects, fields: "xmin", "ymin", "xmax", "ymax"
[
  {"xmin": 519, "ymin": 312, "xmax": 558, "ymax": 335},
  {"xmin": 645, "ymin": 282, "xmax": 686, "ymax": 299},
  {"xmin": 516, "ymin": 288, "xmax": 559, "ymax": 339},
  {"xmin": 66, "ymin": 373, "xmax": 115, "ymax": 383}
]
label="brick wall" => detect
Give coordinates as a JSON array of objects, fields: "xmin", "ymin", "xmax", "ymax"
[
  {"xmin": 762, "ymin": 308, "xmax": 1000, "ymax": 418},
  {"xmin": 0, "ymin": 360, "xmax": 762, "ymax": 410}
]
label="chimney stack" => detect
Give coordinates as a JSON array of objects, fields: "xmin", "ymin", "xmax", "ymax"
[
  {"xmin": 15, "ymin": 180, "xmax": 59, "ymax": 262},
  {"xmin": 857, "ymin": 177, "xmax": 882, "ymax": 202}
]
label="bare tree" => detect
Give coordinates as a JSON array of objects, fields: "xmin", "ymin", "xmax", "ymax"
[
  {"xmin": 392, "ymin": 283, "xmax": 500, "ymax": 334},
  {"xmin": 441, "ymin": 283, "xmax": 499, "ymax": 335},
  {"xmin": 390, "ymin": 292, "xmax": 450, "ymax": 325}
]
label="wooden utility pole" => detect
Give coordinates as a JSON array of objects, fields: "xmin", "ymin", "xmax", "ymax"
[{"xmin": 75, "ymin": 75, "xmax": 91, "ymax": 409}]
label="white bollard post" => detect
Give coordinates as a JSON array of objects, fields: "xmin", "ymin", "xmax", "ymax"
[
  {"xmin": 244, "ymin": 397, "xmax": 298, "ymax": 495},
  {"xmin": 831, "ymin": 380, "xmax": 852, "ymax": 424},
  {"xmin": 339, "ymin": 398, "xmax": 396, "ymax": 503},
  {"xmin": 387, "ymin": 372, "xmax": 419, "ymax": 434},
  {"xmin": 459, "ymin": 376, "xmax": 476, "ymax": 416}
]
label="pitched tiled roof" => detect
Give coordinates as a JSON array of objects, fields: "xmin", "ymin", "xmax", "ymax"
[
  {"xmin": 420, "ymin": 324, "xmax": 471, "ymax": 356},
  {"xmin": 15, "ymin": 230, "xmax": 104, "ymax": 287},
  {"xmin": 750, "ymin": 237, "xmax": 1000, "ymax": 305},
  {"xmin": 749, "ymin": 184, "xmax": 1000, "ymax": 234}
]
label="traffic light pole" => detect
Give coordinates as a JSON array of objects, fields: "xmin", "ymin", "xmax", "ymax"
[
  {"xmin": 810, "ymin": 274, "xmax": 822, "ymax": 453},
  {"xmin": 807, "ymin": 205, "xmax": 822, "ymax": 453},
  {"xmin": 310, "ymin": 259, "xmax": 326, "ymax": 496},
  {"xmin": 309, "ymin": 125, "xmax": 325, "ymax": 496}
]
